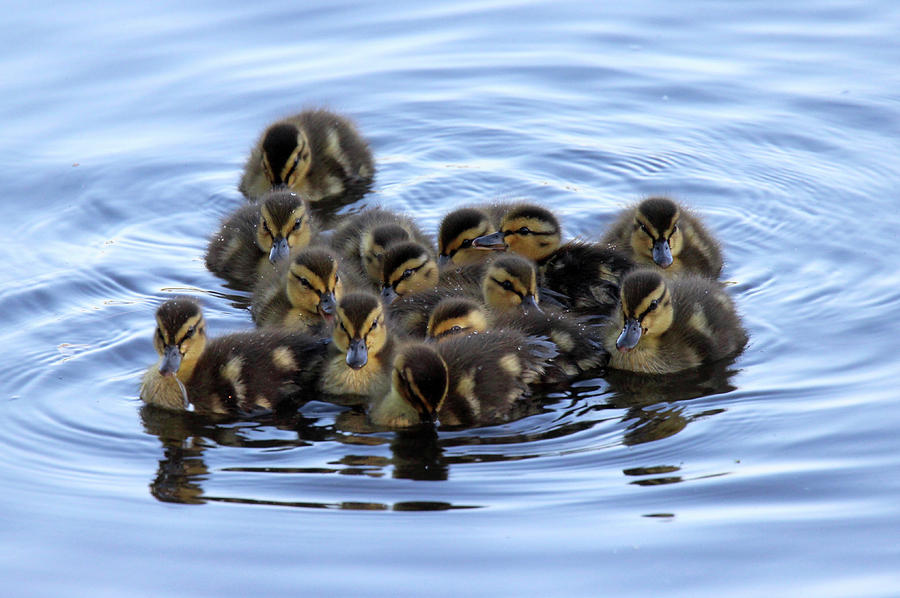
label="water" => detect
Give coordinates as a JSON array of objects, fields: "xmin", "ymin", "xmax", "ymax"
[{"xmin": 2, "ymin": 0, "xmax": 899, "ymax": 595}]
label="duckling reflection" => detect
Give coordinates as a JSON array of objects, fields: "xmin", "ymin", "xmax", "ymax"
[
  {"xmin": 599, "ymin": 358, "xmax": 740, "ymax": 447},
  {"xmin": 332, "ymin": 407, "xmax": 449, "ymax": 482}
]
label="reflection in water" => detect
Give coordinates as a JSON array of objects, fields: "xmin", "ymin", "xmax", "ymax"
[
  {"xmin": 141, "ymin": 404, "xmax": 474, "ymax": 509},
  {"xmin": 597, "ymin": 358, "xmax": 739, "ymax": 446},
  {"xmin": 140, "ymin": 356, "xmax": 743, "ymax": 507}
]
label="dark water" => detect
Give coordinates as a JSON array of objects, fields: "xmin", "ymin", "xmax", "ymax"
[{"xmin": 3, "ymin": 1, "xmax": 900, "ymax": 595}]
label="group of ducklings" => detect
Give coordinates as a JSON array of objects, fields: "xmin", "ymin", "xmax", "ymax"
[{"xmin": 141, "ymin": 109, "xmax": 748, "ymax": 429}]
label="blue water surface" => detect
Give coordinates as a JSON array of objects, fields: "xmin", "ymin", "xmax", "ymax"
[{"xmin": 1, "ymin": 1, "xmax": 899, "ymax": 596}]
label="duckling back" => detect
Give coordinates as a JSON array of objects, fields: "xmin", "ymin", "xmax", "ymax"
[
  {"xmin": 540, "ymin": 240, "xmax": 635, "ymax": 318},
  {"xmin": 185, "ymin": 330, "xmax": 330, "ymax": 415},
  {"xmin": 434, "ymin": 329, "xmax": 556, "ymax": 427},
  {"xmin": 239, "ymin": 109, "xmax": 375, "ymax": 203}
]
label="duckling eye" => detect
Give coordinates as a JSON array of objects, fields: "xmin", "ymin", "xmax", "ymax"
[
  {"xmin": 183, "ymin": 326, "xmax": 195, "ymax": 341},
  {"xmin": 459, "ymin": 239, "xmax": 473, "ymax": 249},
  {"xmin": 262, "ymin": 221, "xmax": 273, "ymax": 236},
  {"xmin": 517, "ymin": 227, "xmax": 531, "ymax": 235},
  {"xmin": 639, "ymin": 223, "xmax": 651, "ymax": 236},
  {"xmin": 500, "ymin": 280, "xmax": 514, "ymax": 291},
  {"xmin": 370, "ymin": 319, "xmax": 379, "ymax": 331},
  {"xmin": 449, "ymin": 325, "xmax": 463, "ymax": 334},
  {"xmin": 299, "ymin": 277, "xmax": 311, "ymax": 288},
  {"xmin": 402, "ymin": 268, "xmax": 415, "ymax": 279},
  {"xmin": 292, "ymin": 217, "xmax": 303, "ymax": 231},
  {"xmin": 649, "ymin": 300, "xmax": 659, "ymax": 311}
]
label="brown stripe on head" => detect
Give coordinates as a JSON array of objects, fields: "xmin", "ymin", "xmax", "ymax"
[
  {"xmin": 620, "ymin": 269, "xmax": 667, "ymax": 317},
  {"xmin": 261, "ymin": 123, "xmax": 301, "ymax": 184},
  {"xmin": 336, "ymin": 291, "xmax": 382, "ymax": 336},
  {"xmin": 370, "ymin": 223, "xmax": 410, "ymax": 251},
  {"xmin": 260, "ymin": 190, "xmax": 307, "ymax": 228},
  {"xmin": 291, "ymin": 246, "xmax": 339, "ymax": 284},
  {"xmin": 636, "ymin": 197, "xmax": 680, "ymax": 236},
  {"xmin": 394, "ymin": 344, "xmax": 449, "ymax": 419},
  {"xmin": 155, "ymin": 297, "xmax": 203, "ymax": 344}
]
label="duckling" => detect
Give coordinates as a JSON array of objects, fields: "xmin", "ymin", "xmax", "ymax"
[
  {"xmin": 140, "ymin": 297, "xmax": 329, "ymax": 415},
  {"xmin": 319, "ymin": 291, "xmax": 394, "ymax": 398},
  {"xmin": 427, "ymin": 297, "xmax": 607, "ymax": 380},
  {"xmin": 368, "ymin": 331, "xmax": 556, "ymax": 428},
  {"xmin": 205, "ymin": 189, "xmax": 314, "ymax": 290},
  {"xmin": 471, "ymin": 203, "xmax": 634, "ymax": 317},
  {"xmin": 604, "ymin": 269, "xmax": 747, "ymax": 374},
  {"xmin": 386, "ymin": 254, "xmax": 539, "ymax": 338},
  {"xmin": 330, "ymin": 207, "xmax": 434, "ymax": 287},
  {"xmin": 250, "ymin": 246, "xmax": 343, "ymax": 333},
  {"xmin": 600, "ymin": 196, "xmax": 723, "ymax": 278},
  {"xmin": 239, "ymin": 109, "xmax": 375, "ymax": 203}
]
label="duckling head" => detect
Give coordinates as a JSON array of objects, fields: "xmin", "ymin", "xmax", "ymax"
[
  {"xmin": 482, "ymin": 254, "xmax": 541, "ymax": 313},
  {"xmin": 361, "ymin": 223, "xmax": 411, "ymax": 282},
  {"xmin": 438, "ymin": 208, "xmax": 497, "ymax": 267},
  {"xmin": 285, "ymin": 247, "xmax": 343, "ymax": 322},
  {"xmin": 391, "ymin": 344, "xmax": 450, "ymax": 424},
  {"xmin": 255, "ymin": 190, "xmax": 312, "ymax": 263},
  {"xmin": 472, "ymin": 204, "xmax": 561, "ymax": 262},
  {"xmin": 615, "ymin": 269, "xmax": 674, "ymax": 352},
  {"xmin": 333, "ymin": 292, "xmax": 387, "ymax": 370},
  {"xmin": 153, "ymin": 297, "xmax": 207, "ymax": 382},
  {"xmin": 260, "ymin": 122, "xmax": 312, "ymax": 192},
  {"xmin": 630, "ymin": 197, "xmax": 683, "ymax": 269},
  {"xmin": 380, "ymin": 241, "xmax": 438, "ymax": 304},
  {"xmin": 426, "ymin": 297, "xmax": 490, "ymax": 341}
]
